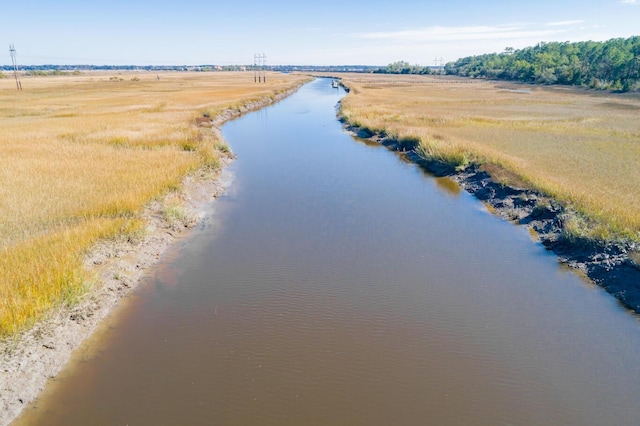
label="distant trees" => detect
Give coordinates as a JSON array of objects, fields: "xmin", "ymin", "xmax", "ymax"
[
  {"xmin": 375, "ymin": 61, "xmax": 432, "ymax": 75},
  {"xmin": 445, "ymin": 37, "xmax": 640, "ymax": 92}
]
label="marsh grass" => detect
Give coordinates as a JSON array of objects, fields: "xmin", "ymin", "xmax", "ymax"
[
  {"xmin": 161, "ymin": 192, "xmax": 195, "ymax": 229},
  {"xmin": 0, "ymin": 71, "xmax": 308, "ymax": 337},
  {"xmin": 338, "ymin": 74, "xmax": 640, "ymax": 242},
  {"xmin": 415, "ymin": 135, "xmax": 472, "ymax": 171},
  {"xmin": 0, "ymin": 218, "xmax": 138, "ymax": 336}
]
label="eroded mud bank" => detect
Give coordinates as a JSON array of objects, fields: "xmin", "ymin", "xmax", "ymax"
[{"xmin": 343, "ymin": 123, "xmax": 640, "ymax": 315}]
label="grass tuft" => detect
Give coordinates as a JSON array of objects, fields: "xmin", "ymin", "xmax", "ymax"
[
  {"xmin": 161, "ymin": 195, "xmax": 194, "ymax": 229},
  {"xmin": 415, "ymin": 135, "xmax": 472, "ymax": 171}
]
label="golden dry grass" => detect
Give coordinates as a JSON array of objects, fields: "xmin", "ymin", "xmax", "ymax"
[
  {"xmin": 339, "ymin": 74, "xmax": 640, "ymax": 241},
  {"xmin": 0, "ymin": 71, "xmax": 309, "ymax": 337}
]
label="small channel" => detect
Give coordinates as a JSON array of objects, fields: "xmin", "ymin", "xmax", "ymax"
[{"xmin": 17, "ymin": 79, "xmax": 640, "ymax": 425}]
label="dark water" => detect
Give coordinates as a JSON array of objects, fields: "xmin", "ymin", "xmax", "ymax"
[{"xmin": 17, "ymin": 79, "xmax": 640, "ymax": 425}]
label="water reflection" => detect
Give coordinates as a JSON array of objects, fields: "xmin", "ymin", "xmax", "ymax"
[{"xmin": 434, "ymin": 176, "xmax": 462, "ymax": 196}]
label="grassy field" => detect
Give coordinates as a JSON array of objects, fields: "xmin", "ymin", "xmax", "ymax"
[
  {"xmin": 0, "ymin": 71, "xmax": 309, "ymax": 337},
  {"xmin": 339, "ymin": 74, "xmax": 640, "ymax": 242}
]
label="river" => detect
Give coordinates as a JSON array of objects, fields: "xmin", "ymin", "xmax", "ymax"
[{"xmin": 16, "ymin": 79, "xmax": 640, "ymax": 425}]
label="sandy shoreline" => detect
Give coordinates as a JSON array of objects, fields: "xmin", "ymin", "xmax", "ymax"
[{"xmin": 0, "ymin": 83, "xmax": 305, "ymax": 426}]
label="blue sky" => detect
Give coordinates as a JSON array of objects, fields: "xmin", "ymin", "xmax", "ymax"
[{"xmin": 1, "ymin": 0, "xmax": 638, "ymax": 66}]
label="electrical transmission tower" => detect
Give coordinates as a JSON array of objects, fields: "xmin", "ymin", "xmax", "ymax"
[
  {"xmin": 254, "ymin": 53, "xmax": 267, "ymax": 83},
  {"xmin": 254, "ymin": 54, "xmax": 258, "ymax": 82},
  {"xmin": 9, "ymin": 44, "xmax": 22, "ymax": 90},
  {"xmin": 434, "ymin": 57, "xmax": 445, "ymax": 75}
]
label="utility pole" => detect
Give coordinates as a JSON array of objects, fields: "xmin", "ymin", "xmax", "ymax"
[
  {"xmin": 254, "ymin": 53, "xmax": 267, "ymax": 83},
  {"xmin": 9, "ymin": 44, "xmax": 22, "ymax": 90}
]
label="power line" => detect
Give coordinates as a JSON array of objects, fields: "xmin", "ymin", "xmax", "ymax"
[{"xmin": 9, "ymin": 44, "xmax": 22, "ymax": 90}]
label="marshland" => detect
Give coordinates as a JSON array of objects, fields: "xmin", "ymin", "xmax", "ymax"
[
  {"xmin": 2, "ymin": 0, "xmax": 640, "ymax": 422},
  {"xmin": 339, "ymin": 74, "xmax": 640, "ymax": 243},
  {"xmin": 0, "ymin": 71, "xmax": 308, "ymax": 337},
  {"xmin": 336, "ymin": 73, "xmax": 640, "ymax": 312},
  {"xmin": 11, "ymin": 78, "xmax": 640, "ymax": 426},
  {"xmin": 2, "ymin": 70, "xmax": 640, "ymax": 425}
]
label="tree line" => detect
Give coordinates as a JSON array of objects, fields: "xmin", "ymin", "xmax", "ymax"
[
  {"xmin": 374, "ymin": 61, "xmax": 433, "ymax": 75},
  {"xmin": 444, "ymin": 36, "xmax": 640, "ymax": 92}
]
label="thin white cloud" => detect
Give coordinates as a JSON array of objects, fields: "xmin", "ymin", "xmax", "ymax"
[
  {"xmin": 546, "ymin": 20, "xmax": 584, "ymax": 26},
  {"xmin": 620, "ymin": 0, "xmax": 638, "ymax": 4},
  {"xmin": 353, "ymin": 24, "xmax": 566, "ymax": 43}
]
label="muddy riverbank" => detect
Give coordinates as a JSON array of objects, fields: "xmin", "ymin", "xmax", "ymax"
[
  {"xmin": 0, "ymin": 164, "xmax": 233, "ymax": 426},
  {"xmin": 342, "ymin": 121, "xmax": 640, "ymax": 315},
  {"xmin": 0, "ymin": 82, "xmax": 306, "ymax": 426}
]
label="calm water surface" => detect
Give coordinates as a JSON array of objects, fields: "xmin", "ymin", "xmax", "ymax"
[{"xmin": 17, "ymin": 79, "xmax": 640, "ymax": 425}]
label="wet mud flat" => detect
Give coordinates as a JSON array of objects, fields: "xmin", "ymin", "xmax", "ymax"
[{"xmin": 344, "ymin": 123, "xmax": 640, "ymax": 314}]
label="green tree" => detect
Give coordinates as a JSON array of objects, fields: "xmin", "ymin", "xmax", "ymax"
[{"xmin": 444, "ymin": 36, "xmax": 640, "ymax": 92}]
